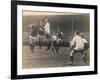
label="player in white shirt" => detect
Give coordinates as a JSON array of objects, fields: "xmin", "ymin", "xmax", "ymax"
[
  {"xmin": 69, "ymin": 31, "xmax": 88, "ymax": 64},
  {"xmin": 51, "ymin": 32, "xmax": 59, "ymax": 55},
  {"xmin": 57, "ymin": 32, "xmax": 63, "ymax": 44},
  {"xmin": 52, "ymin": 33, "xmax": 57, "ymax": 41},
  {"xmin": 44, "ymin": 17, "xmax": 50, "ymax": 35},
  {"xmin": 44, "ymin": 17, "xmax": 51, "ymax": 50}
]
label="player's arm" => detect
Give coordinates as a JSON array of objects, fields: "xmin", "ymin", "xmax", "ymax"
[
  {"xmin": 83, "ymin": 39, "xmax": 89, "ymax": 50},
  {"xmin": 69, "ymin": 37, "xmax": 76, "ymax": 51},
  {"xmin": 26, "ymin": 24, "xmax": 33, "ymax": 28},
  {"xmin": 70, "ymin": 37, "xmax": 75, "ymax": 46}
]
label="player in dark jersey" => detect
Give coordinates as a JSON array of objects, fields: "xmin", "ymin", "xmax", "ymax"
[
  {"xmin": 57, "ymin": 32, "xmax": 63, "ymax": 39},
  {"xmin": 37, "ymin": 21, "xmax": 45, "ymax": 49},
  {"xmin": 29, "ymin": 24, "xmax": 38, "ymax": 53},
  {"xmin": 57, "ymin": 32, "xmax": 63, "ymax": 47}
]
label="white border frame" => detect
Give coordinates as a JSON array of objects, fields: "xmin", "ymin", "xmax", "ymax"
[{"xmin": 17, "ymin": 5, "xmax": 95, "ymax": 75}]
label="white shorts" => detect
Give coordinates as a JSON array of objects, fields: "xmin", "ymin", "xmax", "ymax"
[{"xmin": 29, "ymin": 36, "xmax": 36, "ymax": 44}]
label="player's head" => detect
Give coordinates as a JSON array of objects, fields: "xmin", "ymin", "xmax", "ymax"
[
  {"xmin": 61, "ymin": 32, "xmax": 63, "ymax": 35},
  {"xmin": 74, "ymin": 31, "xmax": 79, "ymax": 36}
]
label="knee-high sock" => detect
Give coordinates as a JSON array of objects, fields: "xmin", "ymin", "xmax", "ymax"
[
  {"xmin": 70, "ymin": 50, "xmax": 74, "ymax": 56},
  {"xmin": 70, "ymin": 56, "xmax": 73, "ymax": 62},
  {"xmin": 70, "ymin": 50, "xmax": 74, "ymax": 62}
]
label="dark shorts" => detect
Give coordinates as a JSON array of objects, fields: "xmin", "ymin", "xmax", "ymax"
[
  {"xmin": 52, "ymin": 41, "xmax": 58, "ymax": 47},
  {"xmin": 73, "ymin": 49, "xmax": 83, "ymax": 53}
]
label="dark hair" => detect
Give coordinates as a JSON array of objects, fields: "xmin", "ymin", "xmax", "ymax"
[{"xmin": 75, "ymin": 31, "xmax": 79, "ymax": 35}]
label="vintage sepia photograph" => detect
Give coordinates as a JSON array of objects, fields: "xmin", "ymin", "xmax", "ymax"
[
  {"xmin": 22, "ymin": 11, "xmax": 90, "ymax": 68},
  {"xmin": 11, "ymin": 1, "xmax": 97, "ymax": 79}
]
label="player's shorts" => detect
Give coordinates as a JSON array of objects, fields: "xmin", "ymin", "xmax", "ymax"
[
  {"xmin": 73, "ymin": 49, "xmax": 83, "ymax": 53},
  {"xmin": 29, "ymin": 36, "xmax": 36, "ymax": 44}
]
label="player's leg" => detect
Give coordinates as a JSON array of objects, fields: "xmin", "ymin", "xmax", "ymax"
[
  {"xmin": 55, "ymin": 41, "xmax": 59, "ymax": 55},
  {"xmin": 29, "ymin": 36, "xmax": 34, "ymax": 53},
  {"xmin": 30, "ymin": 43, "xmax": 34, "ymax": 53},
  {"xmin": 82, "ymin": 50, "xmax": 88, "ymax": 63},
  {"xmin": 83, "ymin": 43, "xmax": 89, "ymax": 63},
  {"xmin": 51, "ymin": 46, "xmax": 55, "ymax": 53},
  {"xmin": 38, "ymin": 36, "xmax": 42, "ymax": 49},
  {"xmin": 32, "ymin": 36, "xmax": 36, "ymax": 53},
  {"xmin": 68, "ymin": 46, "xmax": 76, "ymax": 65},
  {"xmin": 57, "ymin": 39, "xmax": 61, "ymax": 50},
  {"xmin": 46, "ymin": 35, "xmax": 51, "ymax": 50},
  {"xmin": 51, "ymin": 41, "xmax": 55, "ymax": 53},
  {"xmin": 69, "ymin": 50, "xmax": 74, "ymax": 64},
  {"xmin": 55, "ymin": 47, "xmax": 59, "ymax": 55}
]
